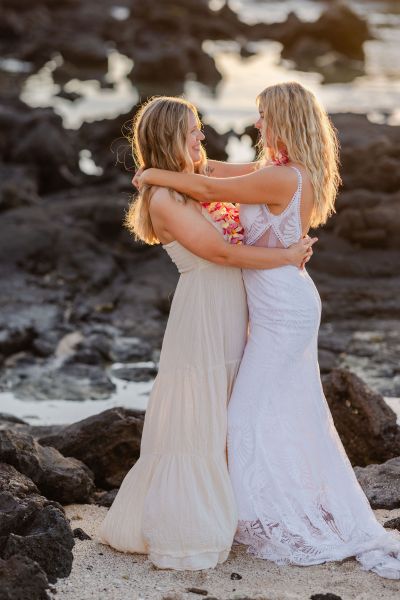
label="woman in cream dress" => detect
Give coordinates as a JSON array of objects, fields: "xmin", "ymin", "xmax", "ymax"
[{"xmin": 97, "ymin": 96, "xmax": 314, "ymax": 570}]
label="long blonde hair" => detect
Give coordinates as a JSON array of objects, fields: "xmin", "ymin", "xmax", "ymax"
[
  {"xmin": 125, "ymin": 96, "xmax": 207, "ymax": 244},
  {"xmin": 257, "ymin": 82, "xmax": 341, "ymax": 228}
]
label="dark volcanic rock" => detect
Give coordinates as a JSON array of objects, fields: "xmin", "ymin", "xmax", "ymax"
[
  {"xmin": 0, "ymin": 324, "xmax": 36, "ymax": 356},
  {"xmin": 0, "ymin": 163, "xmax": 39, "ymax": 212},
  {"xmin": 110, "ymin": 364, "xmax": 157, "ymax": 383},
  {"xmin": 73, "ymin": 527, "xmax": 91, "ymax": 541},
  {"xmin": 355, "ymin": 457, "xmax": 400, "ymax": 509},
  {"xmin": 8, "ymin": 361, "xmax": 116, "ymax": 402},
  {"xmin": 109, "ymin": 336, "xmax": 153, "ymax": 363},
  {"xmin": 92, "ymin": 488, "xmax": 118, "ymax": 507},
  {"xmin": 39, "ymin": 407, "xmax": 145, "ymax": 489},
  {"xmin": 280, "ymin": 4, "xmax": 371, "ymax": 62},
  {"xmin": 323, "ymin": 369, "xmax": 400, "ymax": 467},
  {"xmin": 0, "ymin": 429, "xmax": 95, "ymax": 503},
  {"xmin": 3, "ymin": 503, "xmax": 74, "ymax": 583},
  {"xmin": 0, "ymin": 554, "xmax": 50, "ymax": 600},
  {"xmin": 0, "ymin": 463, "xmax": 74, "ymax": 584},
  {"xmin": 0, "ymin": 461, "xmax": 40, "ymax": 501},
  {"xmin": 0, "ymin": 413, "xmax": 27, "ymax": 426},
  {"xmin": 384, "ymin": 517, "xmax": 400, "ymax": 531},
  {"xmin": 60, "ymin": 35, "xmax": 109, "ymax": 68},
  {"xmin": 203, "ymin": 123, "xmax": 230, "ymax": 162},
  {"xmin": 333, "ymin": 190, "xmax": 400, "ymax": 250},
  {"xmin": 1, "ymin": 106, "xmax": 82, "ymax": 193}
]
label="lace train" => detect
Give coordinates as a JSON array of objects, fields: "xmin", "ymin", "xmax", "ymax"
[{"xmin": 229, "ymin": 169, "xmax": 400, "ymax": 579}]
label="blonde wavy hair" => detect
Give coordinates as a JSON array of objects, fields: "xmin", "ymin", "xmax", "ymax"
[
  {"xmin": 257, "ymin": 82, "xmax": 341, "ymax": 228},
  {"xmin": 125, "ymin": 96, "xmax": 207, "ymax": 244}
]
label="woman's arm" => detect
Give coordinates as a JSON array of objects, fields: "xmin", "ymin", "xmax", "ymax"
[
  {"xmin": 149, "ymin": 189, "xmax": 316, "ymax": 270},
  {"xmin": 141, "ymin": 165, "xmax": 296, "ymax": 207},
  {"xmin": 206, "ymin": 160, "xmax": 257, "ymax": 178}
]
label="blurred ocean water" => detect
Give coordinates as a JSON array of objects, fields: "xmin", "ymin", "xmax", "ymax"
[{"xmin": 16, "ymin": 0, "xmax": 400, "ymax": 156}]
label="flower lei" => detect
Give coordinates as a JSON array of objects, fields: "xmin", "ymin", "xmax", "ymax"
[
  {"xmin": 201, "ymin": 201, "xmax": 244, "ymax": 245},
  {"xmin": 200, "ymin": 150, "xmax": 289, "ymax": 244},
  {"xmin": 273, "ymin": 149, "xmax": 289, "ymax": 166}
]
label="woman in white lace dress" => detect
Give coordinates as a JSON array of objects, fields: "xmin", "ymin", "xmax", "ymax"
[
  {"xmin": 98, "ymin": 96, "xmax": 313, "ymax": 570},
  {"xmin": 139, "ymin": 82, "xmax": 400, "ymax": 578}
]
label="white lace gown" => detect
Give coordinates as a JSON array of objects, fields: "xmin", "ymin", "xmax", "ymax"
[{"xmin": 227, "ymin": 166, "xmax": 400, "ymax": 579}]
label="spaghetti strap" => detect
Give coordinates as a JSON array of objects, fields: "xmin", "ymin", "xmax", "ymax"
[{"xmin": 289, "ymin": 166, "xmax": 302, "ymax": 199}]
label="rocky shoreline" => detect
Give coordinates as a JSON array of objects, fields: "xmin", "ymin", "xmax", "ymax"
[
  {"xmin": 1, "ymin": 0, "xmax": 400, "ymax": 598},
  {"xmin": 1, "ymin": 1, "xmax": 399, "ymax": 407},
  {"xmin": 1, "ymin": 370, "xmax": 400, "ymax": 598}
]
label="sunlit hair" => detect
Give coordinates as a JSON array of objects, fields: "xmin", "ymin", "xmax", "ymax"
[
  {"xmin": 125, "ymin": 96, "xmax": 207, "ymax": 244},
  {"xmin": 256, "ymin": 82, "xmax": 341, "ymax": 228}
]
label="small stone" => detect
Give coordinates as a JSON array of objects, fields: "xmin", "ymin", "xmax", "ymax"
[
  {"xmin": 230, "ymin": 572, "xmax": 242, "ymax": 580},
  {"xmin": 186, "ymin": 589, "xmax": 208, "ymax": 596},
  {"xmin": 73, "ymin": 527, "xmax": 92, "ymax": 540},
  {"xmin": 384, "ymin": 517, "xmax": 400, "ymax": 531}
]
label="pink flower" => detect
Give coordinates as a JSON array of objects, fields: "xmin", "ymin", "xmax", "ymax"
[{"xmin": 201, "ymin": 201, "xmax": 244, "ymax": 245}]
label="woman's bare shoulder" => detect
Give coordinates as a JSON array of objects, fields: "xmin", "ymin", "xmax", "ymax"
[
  {"xmin": 149, "ymin": 187, "xmax": 198, "ymax": 215},
  {"xmin": 148, "ymin": 187, "xmax": 178, "ymax": 214}
]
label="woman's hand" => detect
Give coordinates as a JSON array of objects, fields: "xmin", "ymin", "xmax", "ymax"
[
  {"xmin": 131, "ymin": 167, "xmax": 144, "ymax": 189},
  {"xmin": 287, "ymin": 236, "xmax": 317, "ymax": 269},
  {"xmin": 137, "ymin": 168, "xmax": 154, "ymax": 189}
]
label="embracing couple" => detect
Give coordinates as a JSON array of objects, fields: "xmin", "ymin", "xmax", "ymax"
[{"xmin": 98, "ymin": 82, "xmax": 400, "ymax": 578}]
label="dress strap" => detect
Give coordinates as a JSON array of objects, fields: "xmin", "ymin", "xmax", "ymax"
[{"xmin": 289, "ymin": 166, "xmax": 302, "ymax": 201}]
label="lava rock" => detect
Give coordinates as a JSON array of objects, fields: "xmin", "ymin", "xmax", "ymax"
[
  {"xmin": 110, "ymin": 364, "xmax": 157, "ymax": 383},
  {"xmin": 0, "ymin": 554, "xmax": 50, "ymax": 600},
  {"xmin": 384, "ymin": 517, "xmax": 400, "ymax": 531},
  {"xmin": 310, "ymin": 594, "xmax": 343, "ymax": 600},
  {"xmin": 0, "ymin": 429, "xmax": 95, "ymax": 503},
  {"xmin": 0, "ymin": 463, "xmax": 74, "ymax": 584},
  {"xmin": 110, "ymin": 336, "xmax": 153, "ymax": 363},
  {"xmin": 318, "ymin": 348, "xmax": 338, "ymax": 374},
  {"xmin": 39, "ymin": 407, "xmax": 145, "ymax": 489},
  {"xmin": 0, "ymin": 324, "xmax": 36, "ymax": 356},
  {"xmin": 9, "ymin": 108, "xmax": 81, "ymax": 193},
  {"xmin": 0, "ymin": 413, "xmax": 27, "ymax": 426},
  {"xmin": 355, "ymin": 457, "xmax": 400, "ymax": 509},
  {"xmin": 0, "ymin": 163, "xmax": 39, "ymax": 212},
  {"xmin": 92, "ymin": 488, "xmax": 118, "ymax": 508},
  {"xmin": 3, "ymin": 503, "xmax": 74, "ymax": 583},
  {"xmin": 60, "ymin": 35, "xmax": 108, "ymax": 68},
  {"xmin": 323, "ymin": 369, "xmax": 400, "ymax": 466},
  {"xmin": 73, "ymin": 527, "xmax": 91, "ymax": 541},
  {"xmin": 8, "ymin": 361, "xmax": 116, "ymax": 402},
  {"xmin": 280, "ymin": 4, "xmax": 371, "ymax": 62}
]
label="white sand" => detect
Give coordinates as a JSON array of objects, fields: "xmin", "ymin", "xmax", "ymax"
[{"xmin": 50, "ymin": 505, "xmax": 400, "ymax": 600}]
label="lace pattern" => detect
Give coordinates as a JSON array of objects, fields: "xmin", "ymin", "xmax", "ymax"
[
  {"xmin": 228, "ymin": 164, "xmax": 400, "ymax": 579},
  {"xmin": 240, "ymin": 166, "xmax": 303, "ymax": 249}
]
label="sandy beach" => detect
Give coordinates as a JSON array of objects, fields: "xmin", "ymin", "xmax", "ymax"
[{"xmin": 50, "ymin": 505, "xmax": 400, "ymax": 600}]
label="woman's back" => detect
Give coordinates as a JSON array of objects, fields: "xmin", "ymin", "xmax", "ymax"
[{"xmin": 240, "ymin": 166, "xmax": 308, "ymax": 250}]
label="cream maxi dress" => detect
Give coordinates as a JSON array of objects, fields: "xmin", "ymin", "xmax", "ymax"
[{"xmin": 98, "ymin": 208, "xmax": 248, "ymax": 570}]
